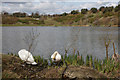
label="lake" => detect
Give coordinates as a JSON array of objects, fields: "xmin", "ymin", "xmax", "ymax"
[{"xmin": 2, "ymin": 26, "xmax": 118, "ymax": 59}]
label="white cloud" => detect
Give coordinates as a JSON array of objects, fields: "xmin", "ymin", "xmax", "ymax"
[{"xmin": 105, "ymin": 3, "xmax": 117, "ymax": 7}]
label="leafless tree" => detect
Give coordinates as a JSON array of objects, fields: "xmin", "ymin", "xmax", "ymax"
[
  {"xmin": 23, "ymin": 28, "xmax": 40, "ymax": 53},
  {"xmin": 100, "ymin": 33, "xmax": 112, "ymax": 60},
  {"xmin": 104, "ymin": 37, "xmax": 110, "ymax": 60},
  {"xmin": 66, "ymin": 28, "xmax": 80, "ymax": 55},
  {"xmin": 112, "ymin": 42, "xmax": 116, "ymax": 56}
]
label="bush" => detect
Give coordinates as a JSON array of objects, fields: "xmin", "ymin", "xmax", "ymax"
[
  {"xmin": 18, "ymin": 19, "xmax": 29, "ymax": 24},
  {"xmin": 2, "ymin": 16, "xmax": 18, "ymax": 24},
  {"xmin": 81, "ymin": 9, "xmax": 88, "ymax": 14},
  {"xmin": 114, "ymin": 4, "xmax": 120, "ymax": 12},
  {"xmin": 61, "ymin": 12, "xmax": 68, "ymax": 16},
  {"xmin": 99, "ymin": 6, "xmax": 105, "ymax": 12},
  {"xmin": 71, "ymin": 10, "xmax": 79, "ymax": 14},
  {"xmin": 103, "ymin": 12, "xmax": 113, "ymax": 17},
  {"xmin": 91, "ymin": 8, "xmax": 98, "ymax": 13}
]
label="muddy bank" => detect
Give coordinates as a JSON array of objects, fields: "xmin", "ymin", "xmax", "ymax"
[{"xmin": 2, "ymin": 54, "xmax": 119, "ymax": 79}]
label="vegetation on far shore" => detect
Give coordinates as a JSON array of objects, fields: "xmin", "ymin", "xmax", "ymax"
[{"xmin": 2, "ymin": 4, "xmax": 120, "ymax": 27}]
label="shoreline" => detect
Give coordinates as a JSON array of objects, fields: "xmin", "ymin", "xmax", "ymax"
[
  {"xmin": 2, "ymin": 54, "xmax": 120, "ymax": 78},
  {"xmin": 1, "ymin": 24, "xmax": 118, "ymax": 27}
]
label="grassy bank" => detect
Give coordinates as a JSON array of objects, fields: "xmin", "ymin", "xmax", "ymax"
[
  {"xmin": 2, "ymin": 52, "xmax": 120, "ymax": 79},
  {"xmin": 2, "ymin": 10, "xmax": 119, "ymax": 27}
]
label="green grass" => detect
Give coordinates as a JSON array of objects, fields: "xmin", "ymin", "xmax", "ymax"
[
  {"xmin": 7, "ymin": 50, "xmax": 119, "ymax": 76},
  {"xmin": 2, "ymin": 11, "xmax": 118, "ymax": 27}
]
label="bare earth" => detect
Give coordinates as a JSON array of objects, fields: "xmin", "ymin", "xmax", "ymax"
[{"xmin": 2, "ymin": 54, "xmax": 119, "ymax": 79}]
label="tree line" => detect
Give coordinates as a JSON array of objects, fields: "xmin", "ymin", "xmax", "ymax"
[{"xmin": 2, "ymin": 4, "xmax": 120, "ymax": 18}]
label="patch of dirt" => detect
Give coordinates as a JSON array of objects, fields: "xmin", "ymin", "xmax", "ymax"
[
  {"xmin": 63, "ymin": 66, "xmax": 107, "ymax": 79},
  {"xmin": 32, "ymin": 67, "xmax": 64, "ymax": 78},
  {"xmin": 2, "ymin": 54, "xmax": 119, "ymax": 79},
  {"xmin": 2, "ymin": 54, "xmax": 46, "ymax": 78}
]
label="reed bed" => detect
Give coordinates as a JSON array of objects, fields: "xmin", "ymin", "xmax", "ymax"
[{"xmin": 7, "ymin": 51, "xmax": 119, "ymax": 75}]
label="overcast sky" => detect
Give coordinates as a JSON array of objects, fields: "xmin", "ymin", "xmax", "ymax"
[{"xmin": 1, "ymin": 0, "xmax": 119, "ymax": 15}]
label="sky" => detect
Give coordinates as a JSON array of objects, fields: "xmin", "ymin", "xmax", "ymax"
[{"xmin": 1, "ymin": 0, "xmax": 120, "ymax": 15}]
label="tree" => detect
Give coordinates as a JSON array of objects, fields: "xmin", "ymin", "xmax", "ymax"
[
  {"xmin": 71, "ymin": 10, "xmax": 79, "ymax": 14},
  {"xmin": 81, "ymin": 9, "xmax": 88, "ymax": 14},
  {"xmin": 62, "ymin": 12, "xmax": 68, "ymax": 16},
  {"xmin": 114, "ymin": 4, "xmax": 120, "ymax": 12},
  {"xmin": 13, "ymin": 12, "xmax": 27, "ymax": 17},
  {"xmin": 91, "ymin": 7, "xmax": 98, "ymax": 13},
  {"xmin": 22, "ymin": 13, "xmax": 27, "ymax": 17},
  {"xmin": 102, "ymin": 6, "xmax": 114, "ymax": 14},
  {"xmin": 23, "ymin": 28, "xmax": 40, "ymax": 53},
  {"xmin": 104, "ymin": 39, "xmax": 110, "ymax": 60},
  {"xmin": 99, "ymin": 33, "xmax": 113, "ymax": 60},
  {"xmin": 99, "ymin": 6, "xmax": 105, "ymax": 12},
  {"xmin": 31, "ymin": 12, "xmax": 34, "ymax": 17},
  {"xmin": 106, "ymin": 6, "xmax": 114, "ymax": 12},
  {"xmin": 34, "ymin": 11, "xmax": 39, "ymax": 18},
  {"xmin": 3, "ymin": 11, "xmax": 9, "ymax": 16}
]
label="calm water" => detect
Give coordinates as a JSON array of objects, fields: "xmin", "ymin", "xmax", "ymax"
[{"xmin": 2, "ymin": 26, "xmax": 118, "ymax": 59}]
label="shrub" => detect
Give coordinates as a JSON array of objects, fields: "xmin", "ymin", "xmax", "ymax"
[
  {"xmin": 18, "ymin": 19, "xmax": 29, "ymax": 24},
  {"xmin": 2, "ymin": 16, "xmax": 18, "ymax": 24},
  {"xmin": 81, "ymin": 9, "xmax": 88, "ymax": 14},
  {"xmin": 99, "ymin": 6, "xmax": 105, "ymax": 12},
  {"xmin": 61, "ymin": 12, "xmax": 68, "ymax": 16},
  {"xmin": 91, "ymin": 8, "xmax": 98, "ymax": 13},
  {"xmin": 115, "ymin": 4, "xmax": 120, "ymax": 12},
  {"xmin": 71, "ymin": 10, "xmax": 79, "ymax": 14}
]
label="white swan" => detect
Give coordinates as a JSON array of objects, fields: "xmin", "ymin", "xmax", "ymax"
[
  {"xmin": 18, "ymin": 49, "xmax": 37, "ymax": 65},
  {"xmin": 51, "ymin": 51, "xmax": 61, "ymax": 62}
]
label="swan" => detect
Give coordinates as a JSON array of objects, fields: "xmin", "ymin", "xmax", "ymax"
[
  {"xmin": 18, "ymin": 49, "xmax": 37, "ymax": 65},
  {"xmin": 51, "ymin": 51, "xmax": 61, "ymax": 62}
]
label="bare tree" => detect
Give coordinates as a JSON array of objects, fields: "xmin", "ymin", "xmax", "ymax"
[
  {"xmin": 66, "ymin": 28, "xmax": 80, "ymax": 55},
  {"xmin": 100, "ymin": 33, "xmax": 112, "ymax": 60},
  {"xmin": 112, "ymin": 42, "xmax": 116, "ymax": 56},
  {"xmin": 104, "ymin": 38, "xmax": 110, "ymax": 60},
  {"xmin": 23, "ymin": 28, "xmax": 40, "ymax": 53}
]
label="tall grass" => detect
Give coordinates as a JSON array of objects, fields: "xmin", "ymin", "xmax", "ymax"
[
  {"xmin": 34, "ymin": 56, "xmax": 48, "ymax": 67},
  {"xmin": 61, "ymin": 52, "xmax": 119, "ymax": 75},
  {"xmin": 7, "ymin": 51, "xmax": 119, "ymax": 75}
]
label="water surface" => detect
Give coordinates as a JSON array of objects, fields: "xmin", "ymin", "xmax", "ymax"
[{"xmin": 2, "ymin": 26, "xmax": 118, "ymax": 59}]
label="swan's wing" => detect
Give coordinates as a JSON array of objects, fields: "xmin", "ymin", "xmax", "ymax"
[
  {"xmin": 18, "ymin": 49, "xmax": 29, "ymax": 61},
  {"xmin": 27, "ymin": 52, "xmax": 35, "ymax": 63},
  {"xmin": 51, "ymin": 51, "xmax": 58, "ymax": 59},
  {"xmin": 55, "ymin": 54, "xmax": 61, "ymax": 61}
]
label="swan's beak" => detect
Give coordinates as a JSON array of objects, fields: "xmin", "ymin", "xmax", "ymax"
[
  {"xmin": 53, "ymin": 58, "xmax": 56, "ymax": 60},
  {"xmin": 52, "ymin": 58, "xmax": 56, "ymax": 61}
]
